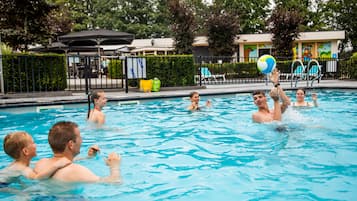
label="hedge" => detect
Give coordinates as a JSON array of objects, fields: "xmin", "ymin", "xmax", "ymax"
[{"xmin": 2, "ymin": 53, "xmax": 67, "ymax": 93}]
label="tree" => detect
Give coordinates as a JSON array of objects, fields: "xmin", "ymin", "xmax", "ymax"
[
  {"xmin": 186, "ymin": 0, "xmax": 210, "ymax": 35},
  {"xmin": 0, "ymin": 0, "xmax": 55, "ymax": 50},
  {"xmin": 326, "ymin": 0, "xmax": 357, "ymax": 53},
  {"xmin": 168, "ymin": 0, "xmax": 195, "ymax": 54},
  {"xmin": 217, "ymin": 0, "xmax": 270, "ymax": 34},
  {"xmin": 268, "ymin": 5, "xmax": 303, "ymax": 60},
  {"xmin": 47, "ymin": 0, "xmax": 73, "ymax": 36},
  {"xmin": 65, "ymin": 0, "xmax": 95, "ymax": 31},
  {"xmin": 206, "ymin": 6, "xmax": 239, "ymax": 56},
  {"xmin": 274, "ymin": 0, "xmax": 330, "ymax": 32}
]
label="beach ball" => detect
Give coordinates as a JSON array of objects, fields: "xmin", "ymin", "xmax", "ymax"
[{"xmin": 257, "ymin": 55, "xmax": 276, "ymax": 74}]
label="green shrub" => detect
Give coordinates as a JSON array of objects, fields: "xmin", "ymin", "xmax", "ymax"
[
  {"xmin": 144, "ymin": 55, "xmax": 195, "ymax": 87},
  {"xmin": 2, "ymin": 53, "xmax": 66, "ymax": 93},
  {"xmin": 108, "ymin": 59, "xmax": 123, "ymax": 79}
]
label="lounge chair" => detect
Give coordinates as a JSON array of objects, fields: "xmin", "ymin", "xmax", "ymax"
[
  {"xmin": 280, "ymin": 65, "xmax": 306, "ymax": 81},
  {"xmin": 197, "ymin": 67, "xmax": 226, "ymax": 82}
]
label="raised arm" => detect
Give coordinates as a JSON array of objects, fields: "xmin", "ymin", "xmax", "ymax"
[
  {"xmin": 187, "ymin": 101, "xmax": 199, "ymax": 111},
  {"xmin": 311, "ymin": 93, "xmax": 318, "ymax": 107},
  {"xmin": 270, "ymin": 68, "xmax": 290, "ymax": 113},
  {"xmin": 99, "ymin": 152, "xmax": 121, "ymax": 183},
  {"xmin": 74, "ymin": 145, "xmax": 101, "ymax": 161},
  {"xmin": 270, "ymin": 87, "xmax": 282, "ymax": 121},
  {"xmin": 277, "ymin": 86, "xmax": 291, "ymax": 113}
]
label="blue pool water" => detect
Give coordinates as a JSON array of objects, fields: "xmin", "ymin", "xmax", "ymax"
[{"xmin": 0, "ymin": 89, "xmax": 356, "ymax": 201}]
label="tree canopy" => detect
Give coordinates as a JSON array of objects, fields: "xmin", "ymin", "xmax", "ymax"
[
  {"xmin": 168, "ymin": 0, "xmax": 195, "ymax": 54},
  {"xmin": 0, "ymin": 0, "xmax": 55, "ymax": 50},
  {"xmin": 269, "ymin": 5, "xmax": 303, "ymax": 60},
  {"xmin": 0, "ymin": 0, "xmax": 355, "ymax": 53},
  {"xmin": 206, "ymin": 6, "xmax": 240, "ymax": 56}
]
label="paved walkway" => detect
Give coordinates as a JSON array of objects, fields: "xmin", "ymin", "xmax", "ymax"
[{"xmin": 0, "ymin": 80, "xmax": 356, "ymax": 108}]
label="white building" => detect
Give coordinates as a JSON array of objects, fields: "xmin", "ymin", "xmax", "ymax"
[{"xmin": 101, "ymin": 30, "xmax": 345, "ymax": 60}]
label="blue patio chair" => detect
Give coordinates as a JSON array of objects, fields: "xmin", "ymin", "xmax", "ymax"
[
  {"xmin": 198, "ymin": 67, "xmax": 226, "ymax": 82},
  {"xmin": 292, "ymin": 65, "xmax": 306, "ymax": 80}
]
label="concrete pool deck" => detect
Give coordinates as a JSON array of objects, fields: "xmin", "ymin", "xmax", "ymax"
[{"xmin": 0, "ymin": 80, "xmax": 356, "ymax": 108}]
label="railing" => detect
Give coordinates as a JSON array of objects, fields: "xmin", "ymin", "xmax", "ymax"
[
  {"xmin": 0, "ymin": 54, "xmax": 353, "ymax": 95},
  {"xmin": 66, "ymin": 55, "xmax": 124, "ymax": 92},
  {"xmin": 194, "ymin": 56, "xmax": 342, "ymax": 86}
]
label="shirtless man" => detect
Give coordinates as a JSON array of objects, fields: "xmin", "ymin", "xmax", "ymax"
[
  {"xmin": 34, "ymin": 121, "xmax": 121, "ymax": 183},
  {"xmin": 88, "ymin": 90, "xmax": 107, "ymax": 125},
  {"xmin": 252, "ymin": 68, "xmax": 291, "ymax": 123}
]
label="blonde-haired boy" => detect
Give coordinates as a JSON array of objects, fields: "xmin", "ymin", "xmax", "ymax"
[{"xmin": 1, "ymin": 131, "xmax": 70, "ymax": 181}]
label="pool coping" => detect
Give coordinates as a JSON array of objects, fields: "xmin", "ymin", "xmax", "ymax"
[{"xmin": 0, "ymin": 80, "xmax": 356, "ymax": 108}]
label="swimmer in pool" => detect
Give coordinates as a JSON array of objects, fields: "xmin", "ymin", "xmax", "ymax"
[
  {"xmin": 0, "ymin": 131, "xmax": 71, "ymax": 183},
  {"xmin": 252, "ymin": 68, "xmax": 291, "ymax": 123},
  {"xmin": 187, "ymin": 91, "xmax": 211, "ymax": 111},
  {"xmin": 34, "ymin": 121, "xmax": 121, "ymax": 183},
  {"xmin": 87, "ymin": 90, "xmax": 107, "ymax": 126},
  {"xmin": 291, "ymin": 88, "xmax": 318, "ymax": 107}
]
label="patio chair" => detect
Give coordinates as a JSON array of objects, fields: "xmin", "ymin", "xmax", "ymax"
[
  {"xmin": 292, "ymin": 65, "xmax": 307, "ymax": 80},
  {"xmin": 198, "ymin": 67, "xmax": 226, "ymax": 82}
]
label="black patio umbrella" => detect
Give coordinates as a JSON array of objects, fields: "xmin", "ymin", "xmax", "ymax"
[
  {"xmin": 29, "ymin": 42, "xmax": 100, "ymax": 54},
  {"xmin": 58, "ymin": 29, "xmax": 134, "ymax": 69},
  {"xmin": 29, "ymin": 42, "xmax": 68, "ymax": 53},
  {"xmin": 58, "ymin": 29, "xmax": 134, "ymax": 47}
]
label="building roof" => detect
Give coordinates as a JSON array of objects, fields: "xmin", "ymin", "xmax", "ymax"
[
  {"xmin": 99, "ymin": 30, "xmax": 345, "ymax": 52},
  {"xmin": 237, "ymin": 31, "xmax": 345, "ymax": 43},
  {"xmin": 129, "ymin": 38, "xmax": 174, "ymax": 48},
  {"xmin": 193, "ymin": 31, "xmax": 345, "ymax": 46}
]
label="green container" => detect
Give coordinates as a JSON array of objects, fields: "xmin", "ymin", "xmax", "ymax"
[{"xmin": 152, "ymin": 77, "xmax": 161, "ymax": 92}]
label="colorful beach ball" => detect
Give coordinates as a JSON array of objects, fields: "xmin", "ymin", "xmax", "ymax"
[{"xmin": 257, "ymin": 55, "xmax": 276, "ymax": 74}]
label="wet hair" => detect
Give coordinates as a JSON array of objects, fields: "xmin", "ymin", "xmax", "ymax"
[
  {"xmin": 48, "ymin": 121, "xmax": 78, "ymax": 153},
  {"xmin": 252, "ymin": 90, "xmax": 265, "ymax": 96},
  {"xmin": 90, "ymin": 90, "xmax": 104, "ymax": 103},
  {"xmin": 189, "ymin": 91, "xmax": 199, "ymax": 98},
  {"xmin": 3, "ymin": 131, "xmax": 31, "ymax": 159},
  {"xmin": 296, "ymin": 88, "xmax": 306, "ymax": 94}
]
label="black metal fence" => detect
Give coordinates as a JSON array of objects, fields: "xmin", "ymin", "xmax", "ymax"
[
  {"xmin": 0, "ymin": 54, "xmax": 354, "ymax": 95},
  {"xmin": 194, "ymin": 56, "xmax": 343, "ymax": 86},
  {"xmin": 66, "ymin": 55, "xmax": 124, "ymax": 92}
]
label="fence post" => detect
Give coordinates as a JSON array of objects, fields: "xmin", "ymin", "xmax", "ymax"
[
  {"xmin": 199, "ymin": 56, "xmax": 202, "ymax": 86},
  {"xmin": 124, "ymin": 56, "xmax": 128, "ymax": 93},
  {"xmin": 85, "ymin": 56, "xmax": 90, "ymax": 95},
  {"xmin": 0, "ymin": 35, "xmax": 4, "ymax": 94}
]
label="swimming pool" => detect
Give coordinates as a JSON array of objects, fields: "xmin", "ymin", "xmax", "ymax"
[{"xmin": 0, "ymin": 89, "xmax": 356, "ymax": 200}]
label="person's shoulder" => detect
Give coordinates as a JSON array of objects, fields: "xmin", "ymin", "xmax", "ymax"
[
  {"xmin": 60, "ymin": 163, "xmax": 92, "ymax": 173},
  {"xmin": 34, "ymin": 158, "xmax": 53, "ymax": 170},
  {"xmin": 252, "ymin": 112, "xmax": 261, "ymax": 122},
  {"xmin": 52, "ymin": 163, "xmax": 85, "ymax": 177}
]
